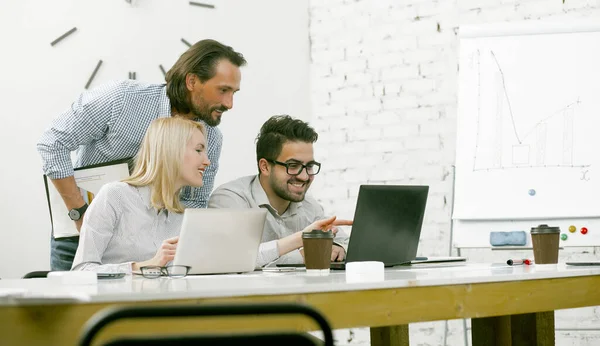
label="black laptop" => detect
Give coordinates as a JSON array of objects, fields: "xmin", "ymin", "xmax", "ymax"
[{"xmin": 277, "ymin": 184, "xmax": 431, "ymax": 269}]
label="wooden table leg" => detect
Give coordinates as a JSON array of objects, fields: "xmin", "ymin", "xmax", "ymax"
[
  {"xmin": 472, "ymin": 311, "xmax": 555, "ymax": 346},
  {"xmin": 370, "ymin": 325, "xmax": 409, "ymax": 346},
  {"xmin": 472, "ymin": 315, "xmax": 511, "ymax": 346},
  {"xmin": 511, "ymin": 311, "xmax": 554, "ymax": 346}
]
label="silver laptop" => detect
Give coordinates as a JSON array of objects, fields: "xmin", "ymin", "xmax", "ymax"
[{"xmin": 173, "ymin": 209, "xmax": 267, "ymax": 275}]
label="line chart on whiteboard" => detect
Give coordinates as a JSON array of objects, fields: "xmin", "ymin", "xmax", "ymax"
[{"xmin": 469, "ymin": 49, "xmax": 591, "ymax": 174}]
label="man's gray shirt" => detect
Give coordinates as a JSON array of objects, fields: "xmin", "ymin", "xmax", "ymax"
[{"xmin": 208, "ymin": 175, "xmax": 349, "ymax": 267}]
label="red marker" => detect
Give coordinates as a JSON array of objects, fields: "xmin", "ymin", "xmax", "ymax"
[
  {"xmin": 581, "ymin": 227, "xmax": 588, "ymax": 235},
  {"xmin": 524, "ymin": 259, "xmax": 534, "ymax": 265}
]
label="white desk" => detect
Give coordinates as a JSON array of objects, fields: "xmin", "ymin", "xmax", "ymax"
[{"xmin": 1, "ymin": 263, "xmax": 600, "ymax": 345}]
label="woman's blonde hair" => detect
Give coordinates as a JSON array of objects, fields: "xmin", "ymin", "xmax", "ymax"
[{"xmin": 123, "ymin": 117, "xmax": 206, "ymax": 214}]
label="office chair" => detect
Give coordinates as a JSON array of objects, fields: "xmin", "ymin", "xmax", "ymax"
[
  {"xmin": 22, "ymin": 271, "xmax": 50, "ymax": 279},
  {"xmin": 79, "ymin": 302, "xmax": 334, "ymax": 346}
]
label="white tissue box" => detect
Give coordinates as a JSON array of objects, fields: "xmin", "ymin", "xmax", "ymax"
[{"xmin": 345, "ymin": 261, "xmax": 385, "ymax": 283}]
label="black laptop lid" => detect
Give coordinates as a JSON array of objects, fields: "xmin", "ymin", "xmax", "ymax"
[{"xmin": 345, "ymin": 185, "xmax": 429, "ymax": 266}]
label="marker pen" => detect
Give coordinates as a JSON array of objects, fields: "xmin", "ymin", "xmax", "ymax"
[{"xmin": 507, "ymin": 259, "xmax": 525, "ymax": 265}]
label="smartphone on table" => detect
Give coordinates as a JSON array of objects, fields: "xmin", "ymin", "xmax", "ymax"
[{"xmin": 97, "ymin": 273, "xmax": 126, "ymax": 279}]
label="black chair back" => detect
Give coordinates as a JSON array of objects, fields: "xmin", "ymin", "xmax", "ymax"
[
  {"xmin": 22, "ymin": 271, "xmax": 50, "ymax": 279},
  {"xmin": 79, "ymin": 302, "xmax": 334, "ymax": 346}
]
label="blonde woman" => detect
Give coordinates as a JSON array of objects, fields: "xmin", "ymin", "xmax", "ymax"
[{"xmin": 72, "ymin": 117, "xmax": 210, "ymax": 273}]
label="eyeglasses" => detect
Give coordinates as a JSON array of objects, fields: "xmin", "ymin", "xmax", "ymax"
[
  {"xmin": 140, "ymin": 265, "xmax": 191, "ymax": 279},
  {"xmin": 265, "ymin": 159, "xmax": 321, "ymax": 176}
]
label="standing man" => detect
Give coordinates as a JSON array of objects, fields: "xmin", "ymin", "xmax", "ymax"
[
  {"xmin": 38, "ymin": 39, "xmax": 246, "ymax": 271},
  {"xmin": 208, "ymin": 115, "xmax": 352, "ymax": 267}
]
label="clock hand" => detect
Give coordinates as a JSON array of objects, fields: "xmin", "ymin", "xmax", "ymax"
[
  {"xmin": 50, "ymin": 27, "xmax": 77, "ymax": 47},
  {"xmin": 85, "ymin": 60, "xmax": 103, "ymax": 89}
]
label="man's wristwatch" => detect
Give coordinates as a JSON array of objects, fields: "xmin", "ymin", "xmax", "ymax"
[{"xmin": 68, "ymin": 203, "xmax": 89, "ymax": 221}]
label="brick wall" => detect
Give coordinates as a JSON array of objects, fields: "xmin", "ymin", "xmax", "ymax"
[{"xmin": 308, "ymin": 0, "xmax": 600, "ymax": 344}]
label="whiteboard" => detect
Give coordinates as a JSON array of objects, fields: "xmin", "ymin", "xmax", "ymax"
[{"xmin": 454, "ymin": 22, "xmax": 600, "ymax": 220}]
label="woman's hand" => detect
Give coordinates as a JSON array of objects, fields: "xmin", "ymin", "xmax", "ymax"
[{"xmin": 132, "ymin": 236, "xmax": 179, "ymax": 271}]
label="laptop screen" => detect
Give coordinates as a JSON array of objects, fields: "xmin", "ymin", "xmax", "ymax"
[{"xmin": 344, "ymin": 185, "xmax": 429, "ymax": 266}]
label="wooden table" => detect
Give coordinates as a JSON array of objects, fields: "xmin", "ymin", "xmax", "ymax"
[{"xmin": 1, "ymin": 263, "xmax": 600, "ymax": 345}]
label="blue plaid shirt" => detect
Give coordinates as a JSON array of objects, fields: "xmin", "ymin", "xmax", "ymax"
[{"xmin": 37, "ymin": 80, "xmax": 221, "ymax": 208}]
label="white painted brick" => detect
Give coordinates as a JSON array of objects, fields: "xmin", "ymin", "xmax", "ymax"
[
  {"xmin": 345, "ymin": 72, "xmax": 374, "ymax": 87},
  {"xmin": 317, "ymin": 130, "xmax": 346, "ymax": 145},
  {"xmin": 329, "ymin": 86, "xmax": 367, "ymax": 103},
  {"xmin": 403, "ymin": 135, "xmax": 440, "ymax": 150},
  {"xmin": 319, "ymin": 114, "xmax": 366, "ymax": 130},
  {"xmin": 412, "ymin": 148, "xmax": 447, "ymax": 165},
  {"xmin": 328, "ymin": 140, "xmax": 368, "ymax": 156},
  {"xmin": 347, "ymin": 127, "xmax": 382, "ymax": 141},
  {"xmin": 417, "ymin": 31, "xmax": 457, "ymax": 48},
  {"xmin": 382, "ymin": 123, "xmax": 420, "ymax": 138},
  {"xmin": 380, "ymin": 37, "xmax": 419, "ymax": 53},
  {"xmin": 367, "ymin": 111, "xmax": 402, "ymax": 126},
  {"xmin": 331, "ymin": 59, "xmax": 368, "ymax": 75},
  {"xmin": 365, "ymin": 139, "xmax": 405, "ymax": 153},
  {"xmin": 419, "ymin": 117, "xmax": 458, "ymax": 135},
  {"xmin": 368, "ymin": 54, "xmax": 404, "ymax": 69},
  {"xmin": 312, "ymin": 75, "xmax": 346, "ymax": 92},
  {"xmin": 364, "ymin": 23, "xmax": 404, "ymax": 41},
  {"xmin": 347, "ymin": 99, "xmax": 381, "ymax": 114},
  {"xmin": 421, "ymin": 90, "xmax": 458, "ymax": 106},
  {"xmin": 403, "ymin": 106, "xmax": 437, "ymax": 121},
  {"xmin": 339, "ymin": 168, "xmax": 370, "ymax": 183},
  {"xmin": 309, "ymin": 18, "xmax": 345, "ymax": 36},
  {"xmin": 401, "ymin": 77, "xmax": 436, "ymax": 93},
  {"xmin": 416, "ymin": 1, "xmax": 456, "ymax": 17},
  {"xmin": 420, "ymin": 61, "xmax": 455, "ymax": 77},
  {"xmin": 310, "ymin": 92, "xmax": 330, "ymax": 107},
  {"xmin": 476, "ymin": 5, "xmax": 521, "ymax": 22},
  {"xmin": 403, "ymin": 17, "xmax": 441, "ymax": 34},
  {"xmin": 316, "ymin": 185, "xmax": 349, "ymax": 199},
  {"xmin": 382, "ymin": 94, "xmax": 421, "ymax": 110},
  {"xmin": 382, "ymin": 82, "xmax": 403, "ymax": 95},
  {"xmin": 402, "ymin": 48, "xmax": 445, "ymax": 64},
  {"xmin": 379, "ymin": 65, "xmax": 421, "ymax": 81},
  {"xmin": 381, "ymin": 151, "xmax": 411, "ymax": 165},
  {"xmin": 340, "ymin": 17, "xmax": 370, "ymax": 35},
  {"xmin": 345, "ymin": 44, "xmax": 369, "ymax": 59},
  {"xmin": 515, "ymin": 1, "xmax": 564, "ymax": 17},
  {"xmin": 311, "ymin": 64, "xmax": 332, "ymax": 78},
  {"xmin": 314, "ymin": 103, "xmax": 347, "ymax": 118},
  {"xmin": 387, "ymin": 4, "xmax": 420, "ymax": 20},
  {"xmin": 371, "ymin": 83, "xmax": 385, "ymax": 97},
  {"xmin": 457, "ymin": 0, "xmax": 487, "ymax": 12},
  {"xmin": 366, "ymin": 168, "xmax": 409, "ymax": 184}
]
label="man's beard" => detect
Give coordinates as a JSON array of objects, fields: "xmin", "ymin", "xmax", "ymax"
[
  {"xmin": 190, "ymin": 103, "xmax": 225, "ymax": 127},
  {"xmin": 270, "ymin": 176, "xmax": 310, "ymax": 203}
]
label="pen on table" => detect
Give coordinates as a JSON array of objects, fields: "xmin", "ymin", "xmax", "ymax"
[{"xmin": 506, "ymin": 259, "xmax": 534, "ymax": 265}]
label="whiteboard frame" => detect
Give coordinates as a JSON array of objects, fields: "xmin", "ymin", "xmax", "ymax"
[{"xmin": 453, "ymin": 20, "xmax": 600, "ymax": 247}]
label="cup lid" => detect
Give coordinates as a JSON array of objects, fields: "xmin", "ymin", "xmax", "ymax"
[
  {"xmin": 530, "ymin": 224, "xmax": 560, "ymax": 234},
  {"xmin": 302, "ymin": 229, "xmax": 334, "ymax": 239}
]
